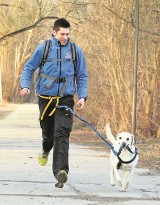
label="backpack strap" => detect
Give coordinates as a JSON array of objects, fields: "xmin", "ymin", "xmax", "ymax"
[
  {"xmin": 39, "ymin": 73, "xmax": 74, "ymax": 97},
  {"xmin": 39, "ymin": 39, "xmax": 52, "ymax": 67},
  {"xmin": 39, "ymin": 40, "xmax": 77, "ymax": 72},
  {"xmin": 70, "ymin": 42, "xmax": 77, "ymax": 79}
]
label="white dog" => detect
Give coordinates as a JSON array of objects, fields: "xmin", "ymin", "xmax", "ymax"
[{"xmin": 105, "ymin": 123, "xmax": 139, "ymax": 192}]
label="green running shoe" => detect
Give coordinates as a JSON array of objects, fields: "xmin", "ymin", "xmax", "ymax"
[{"xmin": 38, "ymin": 152, "xmax": 49, "ymax": 166}]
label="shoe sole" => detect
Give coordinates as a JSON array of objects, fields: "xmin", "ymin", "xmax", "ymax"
[{"xmin": 55, "ymin": 182, "xmax": 64, "ymax": 188}]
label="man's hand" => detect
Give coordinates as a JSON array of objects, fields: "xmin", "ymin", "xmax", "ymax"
[
  {"xmin": 20, "ymin": 88, "xmax": 30, "ymax": 96},
  {"xmin": 77, "ymin": 98, "xmax": 85, "ymax": 110}
]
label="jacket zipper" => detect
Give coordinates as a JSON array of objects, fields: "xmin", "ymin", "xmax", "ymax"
[
  {"xmin": 57, "ymin": 44, "xmax": 62, "ymax": 96},
  {"xmin": 57, "ymin": 49, "xmax": 58, "ymax": 66}
]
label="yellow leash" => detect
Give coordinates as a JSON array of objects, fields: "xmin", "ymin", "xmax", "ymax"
[{"xmin": 38, "ymin": 95, "xmax": 61, "ymax": 121}]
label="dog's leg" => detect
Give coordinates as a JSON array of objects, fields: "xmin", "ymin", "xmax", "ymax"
[
  {"xmin": 123, "ymin": 168, "xmax": 135, "ymax": 191},
  {"xmin": 121, "ymin": 170, "xmax": 129, "ymax": 192},
  {"xmin": 110, "ymin": 164, "xmax": 115, "ymax": 186},
  {"xmin": 113, "ymin": 166, "xmax": 122, "ymax": 188}
]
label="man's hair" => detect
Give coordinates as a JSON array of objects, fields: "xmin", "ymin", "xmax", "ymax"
[{"xmin": 53, "ymin": 18, "xmax": 70, "ymax": 31}]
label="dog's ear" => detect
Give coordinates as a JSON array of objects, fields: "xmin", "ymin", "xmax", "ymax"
[
  {"xmin": 131, "ymin": 134, "xmax": 135, "ymax": 146},
  {"xmin": 116, "ymin": 133, "xmax": 120, "ymax": 140}
]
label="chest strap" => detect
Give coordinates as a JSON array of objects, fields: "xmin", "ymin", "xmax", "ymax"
[
  {"xmin": 44, "ymin": 58, "xmax": 73, "ymax": 62},
  {"xmin": 39, "ymin": 73, "xmax": 73, "ymax": 96}
]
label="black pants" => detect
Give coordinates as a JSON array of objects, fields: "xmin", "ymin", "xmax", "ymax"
[{"xmin": 38, "ymin": 95, "xmax": 74, "ymax": 177}]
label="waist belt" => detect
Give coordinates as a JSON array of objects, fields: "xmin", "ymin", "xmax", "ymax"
[
  {"xmin": 39, "ymin": 73, "xmax": 73, "ymax": 97},
  {"xmin": 38, "ymin": 94, "xmax": 61, "ymax": 121}
]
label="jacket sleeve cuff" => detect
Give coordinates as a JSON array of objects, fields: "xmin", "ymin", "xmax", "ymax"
[
  {"xmin": 21, "ymin": 87, "xmax": 29, "ymax": 90},
  {"xmin": 79, "ymin": 97, "xmax": 87, "ymax": 101}
]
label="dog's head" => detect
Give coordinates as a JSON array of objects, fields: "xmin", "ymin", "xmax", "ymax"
[{"xmin": 116, "ymin": 132, "xmax": 135, "ymax": 148}]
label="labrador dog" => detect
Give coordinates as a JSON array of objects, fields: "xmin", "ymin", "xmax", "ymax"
[{"xmin": 105, "ymin": 123, "xmax": 139, "ymax": 192}]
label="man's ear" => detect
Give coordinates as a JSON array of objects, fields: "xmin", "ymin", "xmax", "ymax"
[{"xmin": 52, "ymin": 30, "xmax": 56, "ymax": 36}]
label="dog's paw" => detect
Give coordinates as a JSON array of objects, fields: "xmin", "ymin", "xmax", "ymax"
[
  {"xmin": 121, "ymin": 183, "xmax": 129, "ymax": 192},
  {"xmin": 121, "ymin": 188, "xmax": 127, "ymax": 192}
]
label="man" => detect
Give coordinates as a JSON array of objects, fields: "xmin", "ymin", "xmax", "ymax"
[{"xmin": 20, "ymin": 18, "xmax": 88, "ymax": 188}]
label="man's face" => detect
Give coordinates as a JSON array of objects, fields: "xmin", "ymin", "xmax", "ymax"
[{"xmin": 52, "ymin": 27, "xmax": 70, "ymax": 45}]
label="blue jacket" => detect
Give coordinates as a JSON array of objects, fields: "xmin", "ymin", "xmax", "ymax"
[{"xmin": 20, "ymin": 36, "xmax": 88, "ymax": 99}]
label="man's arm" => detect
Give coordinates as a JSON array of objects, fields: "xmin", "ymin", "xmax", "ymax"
[
  {"xmin": 75, "ymin": 46, "xmax": 88, "ymax": 108},
  {"xmin": 20, "ymin": 43, "xmax": 44, "ymax": 94}
]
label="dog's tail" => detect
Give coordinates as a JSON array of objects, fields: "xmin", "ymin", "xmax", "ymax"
[{"xmin": 105, "ymin": 123, "xmax": 116, "ymax": 144}]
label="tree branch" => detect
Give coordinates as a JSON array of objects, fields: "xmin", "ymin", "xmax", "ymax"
[
  {"xmin": 0, "ymin": 3, "xmax": 24, "ymax": 9},
  {"xmin": 103, "ymin": 5, "xmax": 160, "ymax": 36},
  {"xmin": 0, "ymin": 16, "xmax": 59, "ymax": 42}
]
